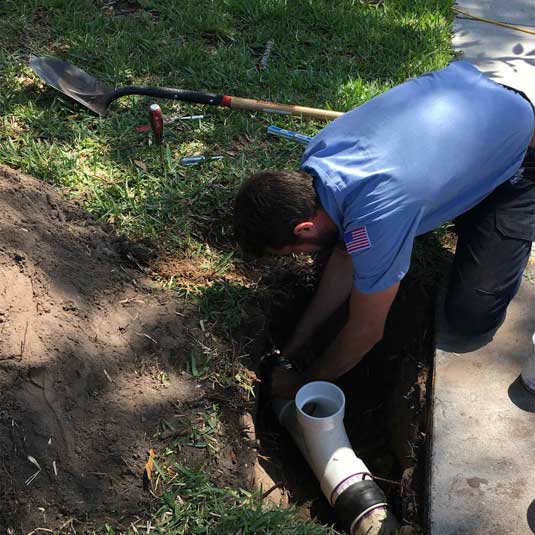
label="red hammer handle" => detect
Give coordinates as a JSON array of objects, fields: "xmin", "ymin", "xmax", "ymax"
[{"xmin": 149, "ymin": 103, "xmax": 164, "ymax": 144}]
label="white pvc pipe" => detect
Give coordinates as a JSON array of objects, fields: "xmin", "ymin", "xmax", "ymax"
[
  {"xmin": 294, "ymin": 382, "xmax": 372, "ymax": 504},
  {"xmin": 273, "ymin": 381, "xmax": 399, "ymax": 535},
  {"xmin": 521, "ymin": 332, "xmax": 535, "ymax": 393}
]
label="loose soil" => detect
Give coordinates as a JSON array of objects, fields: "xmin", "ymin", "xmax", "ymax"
[{"xmin": 0, "ymin": 166, "xmax": 254, "ymax": 533}]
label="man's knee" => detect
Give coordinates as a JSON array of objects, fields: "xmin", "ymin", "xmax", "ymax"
[{"xmin": 444, "ymin": 288, "xmax": 507, "ymax": 337}]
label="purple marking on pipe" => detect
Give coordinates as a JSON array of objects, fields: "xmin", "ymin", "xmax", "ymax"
[{"xmin": 330, "ymin": 472, "xmax": 374, "ymax": 505}]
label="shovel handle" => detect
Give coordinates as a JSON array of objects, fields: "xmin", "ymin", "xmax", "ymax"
[
  {"xmin": 224, "ymin": 96, "xmax": 343, "ymax": 121},
  {"xmin": 115, "ymin": 86, "xmax": 342, "ymax": 121},
  {"xmin": 115, "ymin": 86, "xmax": 225, "ymax": 106}
]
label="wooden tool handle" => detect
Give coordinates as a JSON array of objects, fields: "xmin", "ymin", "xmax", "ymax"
[{"xmin": 227, "ymin": 96, "xmax": 343, "ymax": 121}]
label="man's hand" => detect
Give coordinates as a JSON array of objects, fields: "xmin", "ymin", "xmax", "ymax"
[{"xmin": 270, "ymin": 367, "xmax": 305, "ymax": 399}]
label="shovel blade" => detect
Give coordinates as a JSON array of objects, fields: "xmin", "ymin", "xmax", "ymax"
[{"xmin": 29, "ymin": 56, "xmax": 114, "ymax": 115}]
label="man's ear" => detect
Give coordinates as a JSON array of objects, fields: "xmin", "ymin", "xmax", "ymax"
[{"xmin": 293, "ymin": 221, "xmax": 314, "ymax": 236}]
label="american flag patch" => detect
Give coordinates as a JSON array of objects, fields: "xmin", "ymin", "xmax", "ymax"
[{"xmin": 344, "ymin": 226, "xmax": 371, "ymax": 253}]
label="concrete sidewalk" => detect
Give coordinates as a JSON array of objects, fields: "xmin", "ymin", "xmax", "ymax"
[
  {"xmin": 452, "ymin": 0, "xmax": 535, "ymax": 102},
  {"xmin": 429, "ymin": 258, "xmax": 535, "ymax": 534},
  {"xmin": 428, "ymin": 2, "xmax": 535, "ymax": 534}
]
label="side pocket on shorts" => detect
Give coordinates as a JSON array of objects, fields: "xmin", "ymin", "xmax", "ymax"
[
  {"xmin": 495, "ymin": 179, "xmax": 535, "ymax": 242},
  {"xmin": 495, "ymin": 211, "xmax": 535, "ymax": 241}
]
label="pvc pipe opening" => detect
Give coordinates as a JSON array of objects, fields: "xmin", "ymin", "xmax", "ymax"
[{"xmin": 295, "ymin": 381, "xmax": 345, "ymax": 430}]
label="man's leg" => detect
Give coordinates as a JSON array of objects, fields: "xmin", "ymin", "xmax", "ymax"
[{"xmin": 445, "ymin": 174, "xmax": 534, "ymax": 337}]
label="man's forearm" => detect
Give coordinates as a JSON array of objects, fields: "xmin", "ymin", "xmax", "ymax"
[
  {"xmin": 282, "ymin": 248, "xmax": 353, "ymax": 356},
  {"xmin": 302, "ymin": 325, "xmax": 381, "ymax": 382}
]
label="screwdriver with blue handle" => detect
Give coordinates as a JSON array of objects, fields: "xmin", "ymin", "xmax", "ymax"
[{"xmin": 267, "ymin": 125, "xmax": 313, "ymax": 144}]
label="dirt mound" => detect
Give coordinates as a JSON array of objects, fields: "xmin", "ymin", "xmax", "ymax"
[{"xmin": 0, "ymin": 166, "xmax": 217, "ymax": 532}]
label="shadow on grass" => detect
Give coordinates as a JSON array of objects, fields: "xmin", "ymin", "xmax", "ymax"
[{"xmin": 1, "ymin": 0, "xmax": 454, "ymax": 255}]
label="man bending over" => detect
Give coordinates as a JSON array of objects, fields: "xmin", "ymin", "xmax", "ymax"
[{"xmin": 233, "ymin": 61, "xmax": 535, "ymax": 398}]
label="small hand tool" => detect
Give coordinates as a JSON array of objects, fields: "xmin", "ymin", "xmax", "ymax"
[
  {"xmin": 267, "ymin": 125, "xmax": 313, "ymax": 144},
  {"xmin": 180, "ymin": 155, "xmax": 223, "ymax": 167}
]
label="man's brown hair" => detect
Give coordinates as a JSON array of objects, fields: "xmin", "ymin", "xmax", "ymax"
[{"xmin": 233, "ymin": 170, "xmax": 318, "ymax": 255}]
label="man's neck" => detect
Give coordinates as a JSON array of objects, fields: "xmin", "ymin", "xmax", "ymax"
[{"xmin": 314, "ymin": 208, "xmax": 338, "ymax": 235}]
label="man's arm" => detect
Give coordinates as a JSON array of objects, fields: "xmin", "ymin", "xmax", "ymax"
[
  {"xmin": 303, "ymin": 283, "xmax": 399, "ymax": 381},
  {"xmin": 271, "ymin": 282, "xmax": 399, "ymax": 398},
  {"xmin": 282, "ymin": 246, "xmax": 354, "ymax": 357}
]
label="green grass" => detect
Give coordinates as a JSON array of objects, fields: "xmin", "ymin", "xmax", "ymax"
[
  {"xmin": 157, "ymin": 403, "xmax": 223, "ymax": 456},
  {"xmin": 0, "ymin": 0, "xmax": 454, "ymax": 254},
  {"xmin": 116, "ymin": 463, "xmax": 339, "ymax": 535},
  {"xmin": 0, "ymin": 0, "xmax": 454, "ymax": 336},
  {"xmin": 0, "ymin": 0, "xmax": 454, "ymax": 531},
  {"xmin": 0, "ymin": 0, "xmax": 454, "ymax": 278}
]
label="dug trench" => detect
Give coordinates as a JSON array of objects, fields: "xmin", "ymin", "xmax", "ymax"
[{"xmin": 254, "ymin": 236, "xmax": 452, "ymax": 533}]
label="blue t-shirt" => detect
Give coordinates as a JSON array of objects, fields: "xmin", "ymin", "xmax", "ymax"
[{"xmin": 300, "ymin": 61, "xmax": 534, "ymax": 293}]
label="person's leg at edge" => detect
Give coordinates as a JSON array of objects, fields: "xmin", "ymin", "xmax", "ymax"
[{"xmin": 444, "ymin": 173, "xmax": 534, "ymax": 342}]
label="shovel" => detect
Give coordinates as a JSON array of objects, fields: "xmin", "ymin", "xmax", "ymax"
[{"xmin": 29, "ymin": 56, "xmax": 343, "ymax": 121}]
